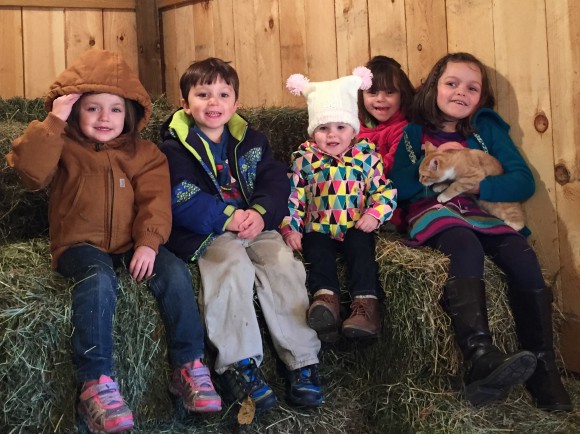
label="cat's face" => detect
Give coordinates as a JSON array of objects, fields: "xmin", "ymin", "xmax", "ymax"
[
  {"xmin": 418, "ymin": 142, "xmax": 455, "ymax": 185},
  {"xmin": 419, "ymin": 155, "xmax": 445, "ymax": 186}
]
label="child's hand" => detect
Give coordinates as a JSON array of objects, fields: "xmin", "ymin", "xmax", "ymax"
[
  {"xmin": 129, "ymin": 245, "xmax": 156, "ymax": 282},
  {"xmin": 51, "ymin": 93, "xmax": 82, "ymax": 122},
  {"xmin": 283, "ymin": 231, "xmax": 302, "ymax": 251},
  {"xmin": 237, "ymin": 209, "xmax": 265, "ymax": 239},
  {"xmin": 355, "ymin": 214, "xmax": 380, "ymax": 233},
  {"xmin": 226, "ymin": 209, "xmax": 249, "ymax": 232}
]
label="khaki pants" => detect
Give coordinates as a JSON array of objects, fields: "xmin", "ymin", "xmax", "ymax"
[{"xmin": 198, "ymin": 230, "xmax": 320, "ymax": 374}]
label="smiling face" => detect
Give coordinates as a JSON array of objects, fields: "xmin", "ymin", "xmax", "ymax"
[
  {"xmin": 182, "ymin": 76, "xmax": 238, "ymax": 142},
  {"xmin": 436, "ymin": 61, "xmax": 482, "ymax": 131},
  {"xmin": 312, "ymin": 122, "xmax": 356, "ymax": 156},
  {"xmin": 362, "ymin": 89, "xmax": 401, "ymax": 123},
  {"xmin": 78, "ymin": 93, "xmax": 126, "ymax": 143}
]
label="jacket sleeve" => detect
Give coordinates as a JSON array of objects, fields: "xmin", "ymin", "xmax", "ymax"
[
  {"xmin": 6, "ymin": 113, "xmax": 66, "ymax": 189},
  {"xmin": 161, "ymin": 139, "xmax": 233, "ymax": 235},
  {"xmin": 279, "ymin": 152, "xmax": 306, "ymax": 235},
  {"xmin": 476, "ymin": 113, "xmax": 535, "ymax": 202},
  {"xmin": 389, "ymin": 126, "xmax": 425, "ymax": 201},
  {"xmin": 246, "ymin": 138, "xmax": 291, "ymax": 230},
  {"xmin": 131, "ymin": 142, "xmax": 172, "ymax": 252},
  {"xmin": 364, "ymin": 153, "xmax": 397, "ymax": 223},
  {"xmin": 382, "ymin": 121, "xmax": 406, "ymax": 175}
]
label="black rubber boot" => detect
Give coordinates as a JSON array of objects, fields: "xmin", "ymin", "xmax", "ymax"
[
  {"xmin": 442, "ymin": 278, "xmax": 537, "ymax": 406},
  {"xmin": 508, "ymin": 287, "xmax": 573, "ymax": 412}
]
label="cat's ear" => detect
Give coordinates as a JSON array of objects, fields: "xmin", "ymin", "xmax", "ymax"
[
  {"xmin": 424, "ymin": 141, "xmax": 437, "ymax": 154},
  {"xmin": 428, "ymin": 157, "xmax": 439, "ymax": 171}
]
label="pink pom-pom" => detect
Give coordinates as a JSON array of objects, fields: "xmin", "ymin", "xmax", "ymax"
[
  {"xmin": 286, "ymin": 74, "xmax": 309, "ymax": 96},
  {"xmin": 352, "ymin": 66, "xmax": 373, "ymax": 90}
]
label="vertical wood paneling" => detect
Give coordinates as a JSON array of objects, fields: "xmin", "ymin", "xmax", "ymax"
[
  {"xmin": 546, "ymin": 0, "xmax": 580, "ymax": 370},
  {"xmin": 0, "ymin": 7, "xmax": 24, "ymax": 98},
  {"xmin": 162, "ymin": 5, "xmax": 195, "ymax": 105},
  {"xmin": 404, "ymin": 0, "xmax": 447, "ymax": 87},
  {"xmin": 279, "ymin": 0, "xmax": 307, "ymax": 106},
  {"xmin": 104, "ymin": 10, "xmax": 138, "ymax": 73},
  {"xmin": 64, "ymin": 9, "xmax": 103, "ymax": 65},
  {"xmin": 335, "ymin": 0, "xmax": 369, "ymax": 76},
  {"xmin": 192, "ymin": 1, "xmax": 214, "ymax": 60},
  {"xmin": 493, "ymin": 0, "xmax": 558, "ymax": 277},
  {"xmin": 22, "ymin": 8, "xmax": 65, "ymax": 98},
  {"xmin": 253, "ymin": 0, "xmax": 282, "ymax": 106},
  {"xmin": 233, "ymin": 0, "xmax": 258, "ymax": 106},
  {"xmin": 367, "ymin": 0, "xmax": 408, "ymax": 71},
  {"xmin": 211, "ymin": 0, "xmax": 235, "ymax": 63},
  {"xmin": 446, "ymin": 0, "xmax": 496, "ymax": 95},
  {"xmin": 304, "ymin": 0, "xmax": 337, "ymax": 82}
]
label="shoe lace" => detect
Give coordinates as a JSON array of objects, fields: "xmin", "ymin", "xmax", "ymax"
[
  {"xmin": 92, "ymin": 383, "xmax": 123, "ymax": 407},
  {"xmin": 184, "ymin": 366, "xmax": 213, "ymax": 389},
  {"xmin": 238, "ymin": 359, "xmax": 265, "ymax": 392},
  {"xmin": 350, "ymin": 299, "xmax": 370, "ymax": 319}
]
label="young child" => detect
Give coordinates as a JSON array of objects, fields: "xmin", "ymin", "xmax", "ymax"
[
  {"xmin": 6, "ymin": 49, "xmax": 221, "ymax": 434},
  {"xmin": 390, "ymin": 52, "xmax": 572, "ymax": 411},
  {"xmin": 159, "ymin": 58, "xmax": 323, "ymax": 411},
  {"xmin": 357, "ymin": 55, "xmax": 415, "ymax": 175},
  {"xmin": 281, "ymin": 68, "xmax": 397, "ymax": 343}
]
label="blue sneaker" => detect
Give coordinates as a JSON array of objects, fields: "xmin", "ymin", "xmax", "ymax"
[
  {"xmin": 219, "ymin": 358, "xmax": 278, "ymax": 412},
  {"xmin": 288, "ymin": 364, "xmax": 324, "ymax": 407}
]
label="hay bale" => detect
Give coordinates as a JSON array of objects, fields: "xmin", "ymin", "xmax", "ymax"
[{"xmin": 4, "ymin": 236, "xmax": 577, "ymax": 434}]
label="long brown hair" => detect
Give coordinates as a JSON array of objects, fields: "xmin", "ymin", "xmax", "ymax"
[
  {"xmin": 412, "ymin": 52, "xmax": 495, "ymax": 136},
  {"xmin": 358, "ymin": 55, "xmax": 415, "ymax": 125}
]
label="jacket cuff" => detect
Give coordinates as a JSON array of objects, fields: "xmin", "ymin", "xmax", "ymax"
[{"xmin": 134, "ymin": 232, "xmax": 164, "ymax": 254}]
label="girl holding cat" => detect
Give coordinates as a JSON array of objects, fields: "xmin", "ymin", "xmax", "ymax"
[{"xmin": 390, "ymin": 52, "xmax": 572, "ymax": 411}]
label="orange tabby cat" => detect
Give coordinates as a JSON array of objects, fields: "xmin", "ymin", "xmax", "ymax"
[{"xmin": 418, "ymin": 141, "xmax": 526, "ymax": 231}]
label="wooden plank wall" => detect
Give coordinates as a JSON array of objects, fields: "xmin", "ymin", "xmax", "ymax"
[
  {"xmin": 159, "ymin": 0, "xmax": 580, "ymax": 372},
  {"xmin": 0, "ymin": 2, "xmax": 137, "ymax": 99},
  {"xmin": 1, "ymin": 0, "xmax": 579, "ymax": 371}
]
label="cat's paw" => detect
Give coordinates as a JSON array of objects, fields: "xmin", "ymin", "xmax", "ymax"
[
  {"xmin": 432, "ymin": 183, "xmax": 449, "ymax": 193},
  {"xmin": 437, "ymin": 193, "xmax": 451, "ymax": 203}
]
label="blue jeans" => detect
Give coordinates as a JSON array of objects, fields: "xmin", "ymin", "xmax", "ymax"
[{"xmin": 57, "ymin": 244, "xmax": 205, "ymax": 382}]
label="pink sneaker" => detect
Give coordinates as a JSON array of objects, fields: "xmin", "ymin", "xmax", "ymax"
[
  {"xmin": 78, "ymin": 375, "xmax": 134, "ymax": 434},
  {"xmin": 169, "ymin": 360, "xmax": 222, "ymax": 413}
]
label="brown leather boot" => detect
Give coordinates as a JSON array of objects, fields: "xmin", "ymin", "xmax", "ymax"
[
  {"xmin": 342, "ymin": 297, "xmax": 381, "ymax": 338},
  {"xmin": 307, "ymin": 291, "xmax": 341, "ymax": 343}
]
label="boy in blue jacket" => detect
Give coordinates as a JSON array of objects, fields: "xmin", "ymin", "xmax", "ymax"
[{"xmin": 159, "ymin": 58, "xmax": 322, "ymax": 412}]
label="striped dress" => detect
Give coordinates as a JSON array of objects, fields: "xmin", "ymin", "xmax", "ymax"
[{"xmin": 401, "ymin": 129, "xmax": 524, "ymax": 246}]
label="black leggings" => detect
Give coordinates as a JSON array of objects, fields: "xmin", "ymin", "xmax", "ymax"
[{"xmin": 424, "ymin": 227, "xmax": 545, "ymax": 289}]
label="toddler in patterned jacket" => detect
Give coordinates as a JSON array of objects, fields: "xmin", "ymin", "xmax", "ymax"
[{"xmin": 281, "ymin": 67, "xmax": 397, "ymax": 342}]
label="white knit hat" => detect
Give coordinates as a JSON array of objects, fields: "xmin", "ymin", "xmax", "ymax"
[{"xmin": 286, "ymin": 67, "xmax": 373, "ymax": 136}]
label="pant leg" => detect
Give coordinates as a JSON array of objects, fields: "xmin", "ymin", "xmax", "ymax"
[
  {"xmin": 302, "ymin": 231, "xmax": 341, "ymax": 295},
  {"xmin": 246, "ymin": 231, "xmax": 320, "ymax": 371},
  {"xmin": 147, "ymin": 246, "xmax": 205, "ymax": 367},
  {"xmin": 57, "ymin": 245, "xmax": 117, "ymax": 382},
  {"xmin": 424, "ymin": 227, "xmax": 486, "ymax": 280},
  {"xmin": 341, "ymin": 228, "xmax": 379, "ymax": 297},
  {"xmin": 198, "ymin": 232, "xmax": 263, "ymax": 374},
  {"xmin": 478, "ymin": 232, "xmax": 545, "ymax": 289}
]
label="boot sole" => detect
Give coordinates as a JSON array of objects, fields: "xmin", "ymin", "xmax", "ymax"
[
  {"xmin": 466, "ymin": 351, "xmax": 537, "ymax": 406},
  {"xmin": 341, "ymin": 325, "xmax": 379, "ymax": 339},
  {"xmin": 308, "ymin": 305, "xmax": 340, "ymax": 343}
]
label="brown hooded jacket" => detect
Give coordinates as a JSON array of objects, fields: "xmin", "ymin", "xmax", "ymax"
[{"xmin": 6, "ymin": 49, "xmax": 171, "ymax": 268}]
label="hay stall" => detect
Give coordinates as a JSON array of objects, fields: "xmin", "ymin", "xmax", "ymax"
[{"xmin": 1, "ymin": 98, "xmax": 579, "ymax": 433}]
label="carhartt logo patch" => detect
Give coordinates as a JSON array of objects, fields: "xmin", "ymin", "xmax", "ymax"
[{"xmin": 120, "ymin": 178, "xmax": 126, "ymax": 188}]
